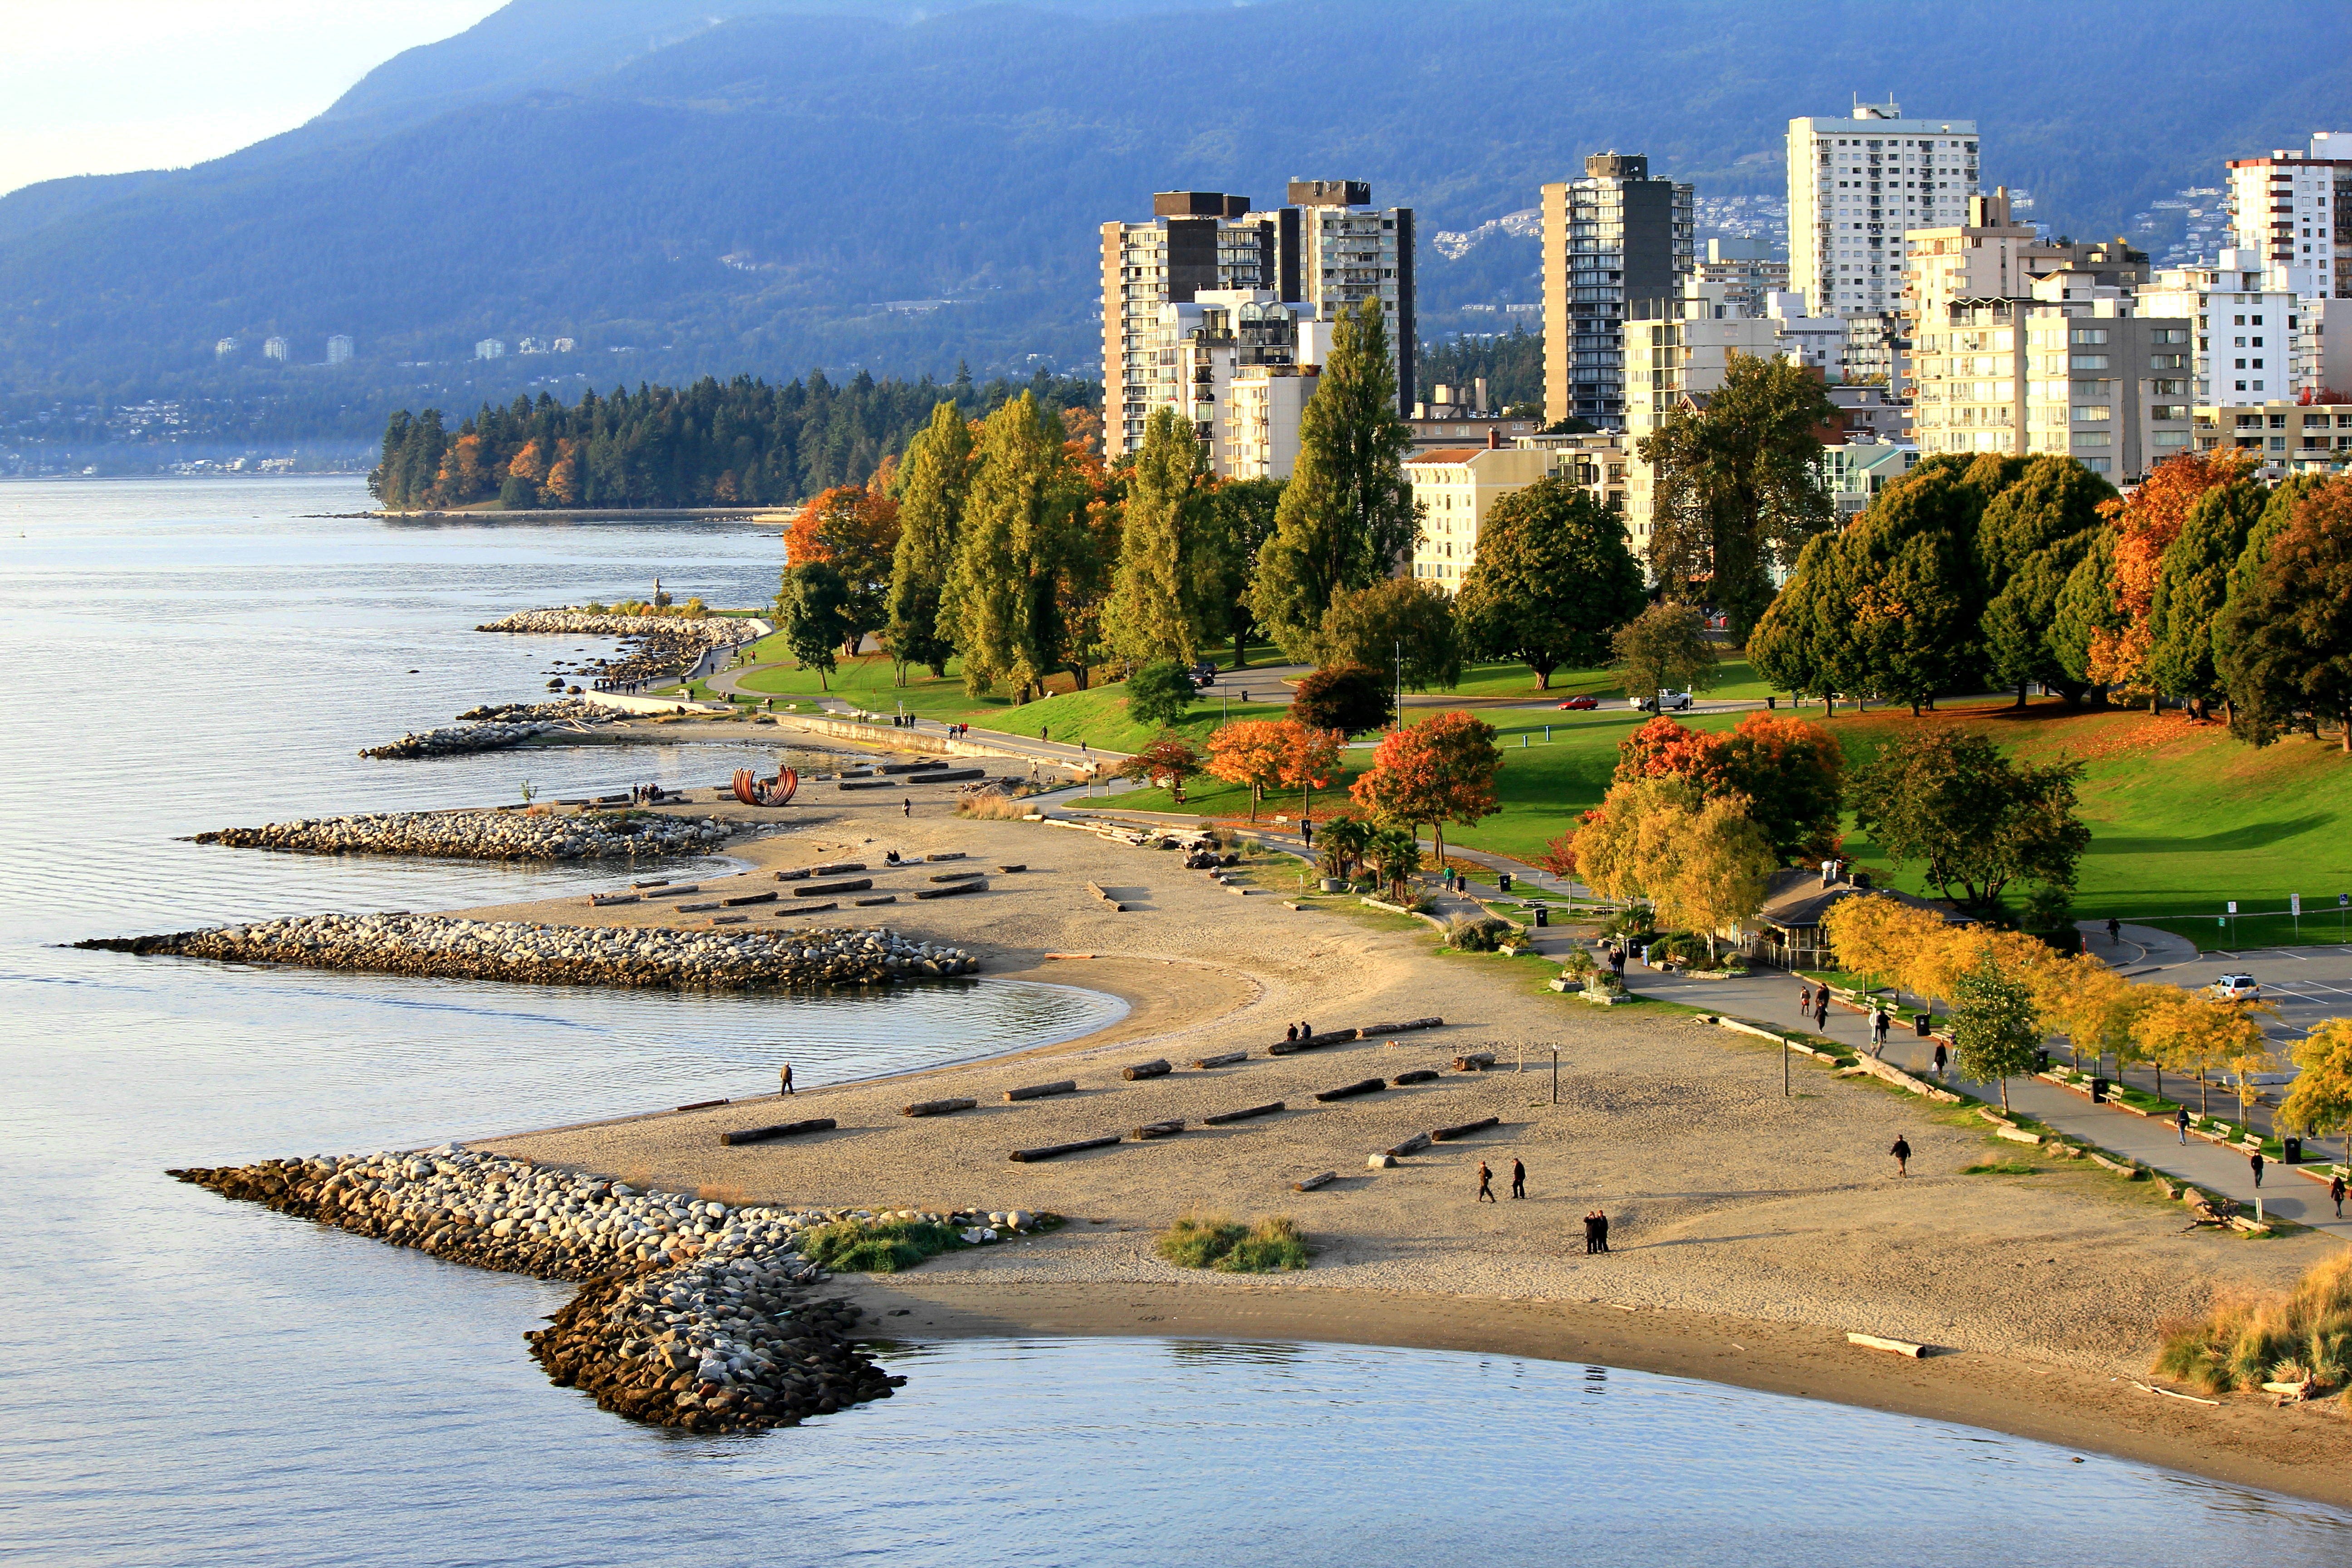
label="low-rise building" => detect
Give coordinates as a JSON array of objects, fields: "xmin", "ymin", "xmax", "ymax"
[
  {"xmin": 1697, "ymin": 235, "xmax": 1789, "ymax": 318},
  {"xmin": 2296, "ymin": 298, "xmax": 2352, "ymax": 400},
  {"xmin": 1819, "ymin": 439, "xmax": 1919, "ymax": 518},
  {"xmin": 475, "ymin": 338, "xmax": 507, "ymax": 360},
  {"xmin": 326, "ymin": 334, "xmax": 353, "ymax": 366},
  {"xmin": 1405, "ymin": 439, "xmax": 1551, "ymax": 590},
  {"xmin": 2192, "ymin": 400, "xmax": 2352, "ymax": 478}
]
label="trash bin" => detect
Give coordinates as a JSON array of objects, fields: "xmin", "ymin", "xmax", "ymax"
[
  {"xmin": 2035, "ymin": 1048, "xmax": 2051, "ymax": 1073},
  {"xmin": 2285, "ymin": 1136, "xmax": 2304, "ymax": 1165},
  {"xmin": 1533, "ymin": 905, "xmax": 1549, "ymax": 928},
  {"xmin": 2091, "ymin": 1076, "xmax": 2109, "ymax": 1103},
  {"xmin": 1912, "ymin": 1013, "xmax": 1931, "ymax": 1037},
  {"xmin": 1499, "ymin": 872, "xmax": 1513, "ymax": 893}
]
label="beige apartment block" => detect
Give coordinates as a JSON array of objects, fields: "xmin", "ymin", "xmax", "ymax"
[
  {"xmin": 1221, "ymin": 363, "xmax": 1319, "ymax": 480},
  {"xmin": 2193, "ymin": 400, "xmax": 2352, "ymax": 478},
  {"xmin": 1405, "ymin": 443, "xmax": 1550, "ymax": 589},
  {"xmin": 1617, "ymin": 281, "xmax": 1780, "ymax": 560}
]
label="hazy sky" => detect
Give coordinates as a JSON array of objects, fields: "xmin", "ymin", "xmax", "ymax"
[{"xmin": 0, "ymin": 1, "xmax": 508, "ymax": 196}]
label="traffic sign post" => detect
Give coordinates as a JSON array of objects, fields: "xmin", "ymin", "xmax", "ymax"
[
  {"xmin": 2293, "ymin": 892, "xmax": 2303, "ymax": 940},
  {"xmin": 2228, "ymin": 900, "xmax": 2239, "ymax": 946}
]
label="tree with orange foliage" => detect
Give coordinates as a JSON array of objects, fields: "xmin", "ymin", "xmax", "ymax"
[
  {"xmin": 1349, "ymin": 711, "xmax": 1502, "ymax": 871},
  {"xmin": 1205, "ymin": 718, "xmax": 1292, "ymax": 820},
  {"xmin": 2087, "ymin": 450, "xmax": 2258, "ymax": 706},
  {"xmin": 542, "ymin": 438, "xmax": 583, "ymax": 507},
  {"xmin": 1278, "ymin": 723, "xmax": 1345, "ymax": 822},
  {"xmin": 1611, "ymin": 712, "xmax": 1842, "ymax": 865},
  {"xmin": 784, "ymin": 482, "xmax": 902, "ymax": 654}
]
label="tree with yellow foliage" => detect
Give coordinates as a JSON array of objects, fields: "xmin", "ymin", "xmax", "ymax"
[
  {"xmin": 2132, "ymin": 986, "xmax": 2276, "ymax": 1118},
  {"xmin": 2033, "ymin": 952, "xmax": 2149, "ymax": 1080},
  {"xmin": 2279, "ymin": 1019, "xmax": 2352, "ymax": 1169}
]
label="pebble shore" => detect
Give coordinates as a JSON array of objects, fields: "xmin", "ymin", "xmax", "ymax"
[
  {"xmin": 80, "ymin": 913, "xmax": 979, "ymax": 989},
  {"xmin": 168, "ymin": 1147, "xmax": 1037, "ymax": 1432},
  {"xmin": 193, "ymin": 809, "xmax": 732, "ymax": 862}
]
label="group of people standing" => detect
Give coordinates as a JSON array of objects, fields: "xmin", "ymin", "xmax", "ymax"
[
  {"xmin": 1470, "ymin": 1159, "xmax": 1608, "ymax": 1252},
  {"xmin": 629, "ymin": 783, "xmax": 670, "ymax": 804}
]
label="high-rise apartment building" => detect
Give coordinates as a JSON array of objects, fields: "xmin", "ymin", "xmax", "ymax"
[
  {"xmin": 1696, "ymin": 236, "xmax": 1789, "ymax": 318},
  {"xmin": 263, "ymin": 335, "xmax": 289, "ymax": 363},
  {"xmin": 326, "ymin": 334, "xmax": 353, "ymax": 366},
  {"xmin": 1541, "ymin": 153, "xmax": 1694, "ymax": 428},
  {"xmin": 2140, "ymin": 250, "xmax": 2297, "ymax": 406},
  {"xmin": 1142, "ymin": 289, "xmax": 1304, "ymax": 474},
  {"xmin": 475, "ymin": 338, "xmax": 506, "ymax": 360},
  {"xmin": 1787, "ymin": 100, "xmax": 1979, "ymax": 317},
  {"xmin": 1617, "ymin": 279, "xmax": 1780, "ymax": 559},
  {"xmin": 1101, "ymin": 182, "xmax": 1413, "ymax": 459},
  {"xmin": 2227, "ymin": 136, "xmax": 2352, "ymax": 299},
  {"xmin": 214, "ymin": 337, "xmax": 237, "ymax": 358}
]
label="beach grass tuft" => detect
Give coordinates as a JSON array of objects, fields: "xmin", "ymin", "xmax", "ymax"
[
  {"xmin": 1958, "ymin": 1159, "xmax": 2040, "ymax": 1176},
  {"xmin": 1155, "ymin": 1211, "xmax": 1311, "ymax": 1272},
  {"xmin": 2153, "ymin": 1250, "xmax": 2352, "ymax": 1394},
  {"xmin": 955, "ymin": 792, "xmax": 1031, "ymax": 821},
  {"xmin": 799, "ymin": 1216, "xmax": 967, "ymax": 1274}
]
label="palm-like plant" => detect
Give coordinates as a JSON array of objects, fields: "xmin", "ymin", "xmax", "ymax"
[
  {"xmin": 1366, "ymin": 822, "xmax": 1423, "ymax": 902},
  {"xmin": 1317, "ymin": 814, "xmax": 1374, "ymax": 881}
]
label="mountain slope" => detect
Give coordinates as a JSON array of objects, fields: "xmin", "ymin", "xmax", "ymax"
[{"xmin": 0, "ymin": 0, "xmax": 2342, "ymax": 423}]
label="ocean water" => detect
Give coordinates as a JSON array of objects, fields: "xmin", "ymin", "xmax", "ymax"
[{"xmin": 1, "ymin": 478, "xmax": 2345, "ymax": 1565}]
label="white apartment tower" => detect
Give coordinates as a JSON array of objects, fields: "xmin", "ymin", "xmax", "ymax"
[
  {"xmin": 326, "ymin": 334, "xmax": 353, "ymax": 366},
  {"xmin": 1788, "ymin": 100, "xmax": 1979, "ymax": 317},
  {"xmin": 1540, "ymin": 152, "xmax": 1695, "ymax": 428},
  {"xmin": 262, "ymin": 335, "xmax": 289, "ymax": 363},
  {"xmin": 2226, "ymin": 136, "xmax": 2352, "ymax": 299},
  {"xmin": 2139, "ymin": 250, "xmax": 2297, "ymax": 406}
]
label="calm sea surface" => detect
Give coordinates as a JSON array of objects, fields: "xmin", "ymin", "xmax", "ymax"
[{"xmin": 1, "ymin": 478, "xmax": 2346, "ymax": 1565}]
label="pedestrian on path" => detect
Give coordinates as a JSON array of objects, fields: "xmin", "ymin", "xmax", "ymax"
[
  {"xmin": 2107, "ymin": 916, "xmax": 2122, "ymax": 946},
  {"xmin": 2176, "ymin": 1106, "xmax": 2191, "ymax": 1145},
  {"xmin": 1476, "ymin": 1162, "xmax": 1496, "ymax": 1202},
  {"xmin": 1799, "ymin": 981, "xmax": 1813, "ymax": 1017},
  {"xmin": 1890, "ymin": 1136, "xmax": 1911, "ymax": 1177},
  {"xmin": 779, "ymin": 1063, "xmax": 795, "ymax": 1096},
  {"xmin": 1039, "ymin": 726, "xmax": 1049, "ymax": 746},
  {"xmin": 1871, "ymin": 1008, "xmax": 1890, "ymax": 1057},
  {"xmin": 902, "ymin": 796, "xmax": 911, "ymax": 817},
  {"xmin": 2251, "ymin": 1151, "xmax": 2266, "ymax": 1189},
  {"xmin": 1933, "ymin": 1041, "xmax": 1949, "ymax": 1077},
  {"xmin": 1510, "ymin": 1159, "xmax": 1526, "ymax": 1199},
  {"xmin": 1302, "ymin": 816, "xmax": 1313, "ymax": 849},
  {"xmin": 2333, "ymin": 1174, "xmax": 2347, "ymax": 1218},
  {"xmin": 1813, "ymin": 993, "xmax": 1829, "ymax": 1033}
]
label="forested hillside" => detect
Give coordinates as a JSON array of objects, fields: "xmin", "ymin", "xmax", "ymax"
[{"xmin": 0, "ymin": 0, "xmax": 2342, "ymax": 433}]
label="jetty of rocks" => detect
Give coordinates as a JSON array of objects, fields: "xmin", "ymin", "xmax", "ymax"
[
  {"xmin": 477, "ymin": 609, "xmax": 765, "ymax": 647},
  {"xmin": 455, "ymin": 699, "xmax": 623, "ymax": 723},
  {"xmin": 79, "ymin": 913, "xmax": 980, "ymax": 990},
  {"xmin": 168, "ymin": 1147, "xmax": 1038, "ymax": 1432},
  {"xmin": 193, "ymin": 809, "xmax": 732, "ymax": 862},
  {"xmin": 361, "ymin": 697, "xmax": 626, "ymax": 760}
]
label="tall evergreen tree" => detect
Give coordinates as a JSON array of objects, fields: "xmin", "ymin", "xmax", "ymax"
[
  {"xmin": 2219, "ymin": 479, "xmax": 2352, "ymax": 750},
  {"xmin": 1202, "ymin": 476, "xmax": 1282, "ymax": 667},
  {"xmin": 1974, "ymin": 456, "xmax": 2114, "ymax": 705},
  {"xmin": 2146, "ymin": 473, "xmax": 2268, "ymax": 716},
  {"xmin": 2048, "ymin": 528, "xmax": 2124, "ymax": 698},
  {"xmin": 1247, "ymin": 300, "xmax": 1418, "ymax": 657},
  {"xmin": 1103, "ymin": 406, "xmax": 1208, "ymax": 664},
  {"xmin": 883, "ymin": 402, "xmax": 973, "ymax": 678},
  {"xmin": 939, "ymin": 394, "xmax": 1084, "ymax": 699},
  {"xmin": 1636, "ymin": 352, "xmax": 1837, "ymax": 638}
]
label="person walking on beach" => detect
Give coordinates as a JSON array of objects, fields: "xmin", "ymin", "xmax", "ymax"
[
  {"xmin": 1890, "ymin": 1135, "xmax": 1911, "ymax": 1177},
  {"xmin": 1583, "ymin": 1209, "xmax": 1610, "ymax": 1254},
  {"xmin": 2251, "ymin": 1150, "xmax": 2266, "ymax": 1189},
  {"xmin": 1475, "ymin": 1162, "xmax": 1496, "ymax": 1202},
  {"xmin": 779, "ymin": 1063, "xmax": 795, "ymax": 1096},
  {"xmin": 902, "ymin": 796, "xmax": 911, "ymax": 817},
  {"xmin": 1510, "ymin": 1159, "xmax": 1526, "ymax": 1200},
  {"xmin": 2176, "ymin": 1106, "xmax": 2192, "ymax": 1145}
]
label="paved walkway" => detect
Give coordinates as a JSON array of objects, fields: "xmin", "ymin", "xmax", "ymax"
[{"xmin": 1622, "ymin": 960, "xmax": 2350, "ymax": 1235}]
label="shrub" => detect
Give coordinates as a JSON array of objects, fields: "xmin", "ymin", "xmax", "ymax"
[
  {"xmin": 956, "ymin": 792, "xmax": 1031, "ymax": 820},
  {"xmin": 1289, "ymin": 662, "xmax": 1395, "ymax": 735},
  {"xmin": 1448, "ymin": 916, "xmax": 1516, "ymax": 952},
  {"xmin": 798, "ymin": 1217, "xmax": 966, "ymax": 1274},
  {"xmin": 2153, "ymin": 1251, "xmax": 2352, "ymax": 1393},
  {"xmin": 1155, "ymin": 1212, "xmax": 1311, "ymax": 1272},
  {"xmin": 1125, "ymin": 659, "xmax": 1198, "ymax": 728}
]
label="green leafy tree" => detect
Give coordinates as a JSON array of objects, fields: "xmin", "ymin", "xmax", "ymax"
[
  {"xmin": 776, "ymin": 561, "xmax": 849, "ymax": 690},
  {"xmin": 1123, "ymin": 659, "xmax": 1198, "ymax": 728},
  {"xmin": 1637, "ymin": 352, "xmax": 1837, "ymax": 637},
  {"xmin": 1289, "ymin": 662, "xmax": 1395, "ymax": 735},
  {"xmin": 2214, "ymin": 474, "xmax": 2325, "ymax": 740},
  {"xmin": 1747, "ymin": 530, "xmax": 1854, "ymax": 710},
  {"xmin": 884, "ymin": 402, "xmax": 973, "ymax": 678},
  {"xmin": 1452, "ymin": 477, "xmax": 1646, "ymax": 689},
  {"xmin": 2147, "ymin": 473, "xmax": 2268, "ymax": 718},
  {"xmin": 2048, "ymin": 527, "xmax": 2122, "ymax": 699},
  {"xmin": 1104, "ymin": 406, "xmax": 1210, "ymax": 664},
  {"xmin": 1317, "ymin": 813, "xmax": 1375, "ymax": 881},
  {"xmin": 1973, "ymin": 456, "xmax": 2114, "ymax": 706},
  {"xmin": 2217, "ymin": 478, "xmax": 2352, "ymax": 751},
  {"xmin": 1313, "ymin": 578, "xmax": 1461, "ymax": 691},
  {"xmin": 1612, "ymin": 601, "xmax": 1719, "ymax": 703},
  {"xmin": 1849, "ymin": 729, "xmax": 2090, "ymax": 914},
  {"xmin": 1201, "ymin": 477, "xmax": 1282, "ymax": 668},
  {"xmin": 939, "ymin": 394, "xmax": 1086, "ymax": 698},
  {"xmin": 1247, "ymin": 300, "xmax": 1419, "ymax": 656},
  {"xmin": 1838, "ymin": 467, "xmax": 1981, "ymax": 713},
  {"xmin": 1952, "ymin": 954, "xmax": 2043, "ymax": 1112},
  {"xmin": 1982, "ymin": 539, "xmax": 2094, "ymax": 706}
]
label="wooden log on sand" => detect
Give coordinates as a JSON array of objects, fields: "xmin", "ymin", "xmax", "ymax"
[
  {"xmin": 722, "ymin": 890, "xmax": 777, "ymax": 906},
  {"xmin": 924, "ymin": 852, "xmax": 967, "ymax": 862},
  {"xmin": 794, "ymin": 878, "xmax": 872, "ymax": 896},
  {"xmin": 717, "ymin": 1117, "xmax": 836, "ymax": 1146},
  {"xmin": 1431, "ymin": 1117, "xmax": 1500, "ymax": 1142},
  {"xmin": 1351, "ymin": 1016, "xmax": 1445, "ymax": 1038},
  {"xmin": 996, "ymin": 863, "xmax": 1028, "ymax": 873},
  {"xmin": 1203, "ymin": 1101, "xmax": 1285, "ymax": 1125},
  {"xmin": 774, "ymin": 867, "xmax": 810, "ymax": 881},
  {"xmin": 676, "ymin": 1097, "xmax": 731, "ymax": 1111},
  {"xmin": 1392, "ymin": 1068, "xmax": 1440, "ymax": 1085},
  {"xmin": 1191, "ymin": 1050, "xmax": 1249, "ymax": 1069},
  {"xmin": 902, "ymin": 1098, "xmax": 978, "ymax": 1117},
  {"xmin": 1122, "ymin": 1058, "xmax": 1172, "ymax": 1081},
  {"xmin": 1452, "ymin": 1052, "xmax": 1498, "ymax": 1072},
  {"xmin": 1005, "ymin": 1080, "xmax": 1078, "ymax": 1102},
  {"xmin": 1846, "ymin": 1332, "xmax": 1927, "ymax": 1358},
  {"xmin": 929, "ymin": 870, "xmax": 986, "ymax": 883},
  {"xmin": 1314, "ymin": 1078, "xmax": 1387, "ymax": 1102},
  {"xmin": 914, "ymin": 882, "xmax": 986, "ymax": 900},
  {"xmin": 1293, "ymin": 1171, "xmax": 1337, "ymax": 1192},
  {"xmin": 813, "ymin": 862, "xmax": 867, "ymax": 875},
  {"xmin": 1385, "ymin": 1132, "xmax": 1432, "ymax": 1157},
  {"xmin": 1130, "ymin": 1119, "xmax": 1186, "ymax": 1140},
  {"xmin": 1009, "ymin": 1134, "xmax": 1122, "ymax": 1163}
]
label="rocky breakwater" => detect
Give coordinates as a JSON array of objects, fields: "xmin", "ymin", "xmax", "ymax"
[
  {"xmin": 360, "ymin": 696, "xmax": 620, "ymax": 760},
  {"xmin": 80, "ymin": 913, "xmax": 980, "ymax": 990},
  {"xmin": 169, "ymin": 1147, "xmax": 904, "ymax": 1432},
  {"xmin": 478, "ymin": 609, "xmax": 764, "ymax": 686},
  {"xmin": 192, "ymin": 809, "xmax": 730, "ymax": 862}
]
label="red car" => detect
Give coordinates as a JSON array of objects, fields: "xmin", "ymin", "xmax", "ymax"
[{"xmin": 1556, "ymin": 696, "xmax": 1599, "ymax": 710}]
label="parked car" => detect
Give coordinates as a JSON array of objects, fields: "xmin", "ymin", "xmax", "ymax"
[
  {"xmin": 1188, "ymin": 661, "xmax": 1216, "ymax": 687},
  {"xmin": 1555, "ymin": 696, "xmax": 1599, "ymax": 710},
  {"xmin": 2206, "ymin": 973, "xmax": 2260, "ymax": 1001},
  {"xmin": 1632, "ymin": 691, "xmax": 1693, "ymax": 712}
]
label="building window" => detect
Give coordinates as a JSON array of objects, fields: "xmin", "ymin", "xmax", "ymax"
[
  {"xmin": 2073, "ymin": 406, "xmax": 2113, "ymax": 422},
  {"xmin": 2081, "ymin": 457, "xmax": 2112, "ymax": 472}
]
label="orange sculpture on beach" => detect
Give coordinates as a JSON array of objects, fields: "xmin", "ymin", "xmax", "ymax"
[{"xmin": 731, "ymin": 767, "xmax": 799, "ymax": 807}]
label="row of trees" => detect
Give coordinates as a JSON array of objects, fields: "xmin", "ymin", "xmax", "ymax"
[
  {"xmin": 1750, "ymin": 447, "xmax": 2352, "ymax": 746},
  {"xmin": 367, "ymin": 367, "xmax": 1098, "ymax": 511}
]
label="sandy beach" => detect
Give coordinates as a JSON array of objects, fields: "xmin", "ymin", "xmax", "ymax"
[{"xmin": 432, "ymin": 781, "xmax": 2352, "ymax": 1503}]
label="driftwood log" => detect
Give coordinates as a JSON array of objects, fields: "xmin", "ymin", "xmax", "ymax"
[
  {"xmin": 915, "ymin": 882, "xmax": 985, "ymax": 900},
  {"xmin": 717, "ymin": 1117, "xmax": 836, "ymax": 1146},
  {"xmin": 929, "ymin": 870, "xmax": 986, "ymax": 883},
  {"xmin": 812, "ymin": 862, "xmax": 866, "ymax": 875},
  {"xmin": 1130, "ymin": 1118, "xmax": 1186, "ymax": 1140},
  {"xmin": 901, "ymin": 1097, "xmax": 978, "ymax": 1117},
  {"xmin": 1191, "ymin": 1050, "xmax": 1249, "ymax": 1069},
  {"xmin": 1392, "ymin": 1068, "xmax": 1440, "ymax": 1085},
  {"xmin": 1203, "ymin": 1101, "xmax": 1285, "ymax": 1125},
  {"xmin": 1452, "ymin": 1052, "xmax": 1498, "ymax": 1072},
  {"xmin": 722, "ymin": 890, "xmax": 777, "ymax": 906},
  {"xmin": 1293, "ymin": 1171, "xmax": 1337, "ymax": 1192},
  {"xmin": 1122, "ymin": 1058, "xmax": 1172, "ymax": 1081},
  {"xmin": 1009, "ymin": 1134, "xmax": 1122, "ymax": 1163},
  {"xmin": 1004, "ymin": 1080, "xmax": 1078, "ymax": 1102},
  {"xmin": 1431, "ymin": 1117, "xmax": 1500, "ymax": 1142},
  {"xmin": 774, "ymin": 867, "xmax": 810, "ymax": 881},
  {"xmin": 1314, "ymin": 1078, "xmax": 1387, "ymax": 1102},
  {"xmin": 1385, "ymin": 1132, "xmax": 1433, "ymax": 1157},
  {"xmin": 676, "ymin": 1097, "xmax": 730, "ymax": 1111},
  {"xmin": 794, "ymin": 878, "xmax": 873, "ymax": 897}
]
